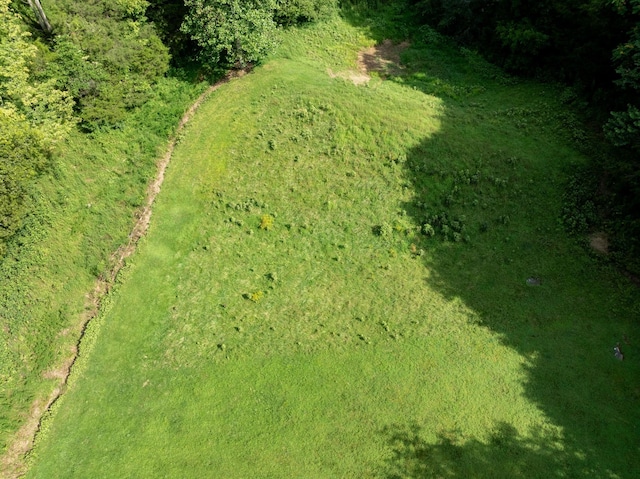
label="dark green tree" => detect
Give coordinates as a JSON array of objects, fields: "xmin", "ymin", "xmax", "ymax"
[
  {"xmin": 182, "ymin": 0, "xmax": 278, "ymax": 68},
  {"xmin": 606, "ymin": 1, "xmax": 640, "ymax": 151}
]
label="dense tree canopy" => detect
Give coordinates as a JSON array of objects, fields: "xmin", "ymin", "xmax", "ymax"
[
  {"xmin": 0, "ymin": 0, "xmax": 74, "ymax": 254},
  {"xmin": 182, "ymin": 0, "xmax": 279, "ymax": 67}
]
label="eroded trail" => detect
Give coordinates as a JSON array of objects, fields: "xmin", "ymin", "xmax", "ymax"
[{"xmin": 1, "ymin": 67, "xmax": 251, "ymax": 479}]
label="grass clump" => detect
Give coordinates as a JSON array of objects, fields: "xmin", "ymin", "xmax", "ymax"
[{"xmin": 259, "ymin": 213, "xmax": 275, "ymax": 231}]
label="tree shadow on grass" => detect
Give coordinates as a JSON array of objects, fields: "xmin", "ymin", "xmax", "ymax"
[
  {"xmin": 376, "ymin": 36, "xmax": 640, "ymax": 479},
  {"xmin": 398, "ymin": 94, "xmax": 640, "ymax": 476},
  {"xmin": 382, "ymin": 422, "xmax": 574, "ymax": 479}
]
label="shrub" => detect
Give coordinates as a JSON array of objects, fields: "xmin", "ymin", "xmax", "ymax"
[
  {"xmin": 0, "ymin": 116, "xmax": 49, "ymax": 256},
  {"xmin": 273, "ymin": 0, "xmax": 337, "ymax": 26},
  {"xmin": 422, "ymin": 223, "xmax": 435, "ymax": 236},
  {"xmin": 259, "ymin": 214, "xmax": 275, "ymax": 230},
  {"xmin": 605, "ymin": 105, "xmax": 640, "ymax": 151}
]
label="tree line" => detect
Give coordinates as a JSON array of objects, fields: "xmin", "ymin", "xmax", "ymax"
[{"xmin": 409, "ymin": 0, "xmax": 640, "ymax": 149}]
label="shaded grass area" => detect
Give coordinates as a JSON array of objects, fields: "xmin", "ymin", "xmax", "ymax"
[
  {"xmin": 27, "ymin": 14, "xmax": 640, "ymax": 479},
  {"xmin": 0, "ymin": 76, "xmax": 206, "ymax": 454},
  {"xmin": 396, "ymin": 31, "xmax": 640, "ymax": 477}
]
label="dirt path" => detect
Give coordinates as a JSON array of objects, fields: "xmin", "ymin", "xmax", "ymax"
[{"xmin": 0, "ymin": 67, "xmax": 251, "ymax": 479}]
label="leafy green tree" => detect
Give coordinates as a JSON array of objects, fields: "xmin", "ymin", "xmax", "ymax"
[
  {"xmin": 39, "ymin": 0, "xmax": 170, "ymax": 129},
  {"xmin": 0, "ymin": 0, "xmax": 74, "ymax": 253},
  {"xmin": 606, "ymin": 1, "xmax": 640, "ymax": 151},
  {"xmin": 182, "ymin": 0, "xmax": 278, "ymax": 67}
]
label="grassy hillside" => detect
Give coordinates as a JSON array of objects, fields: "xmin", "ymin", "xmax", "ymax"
[
  {"xmin": 0, "ymin": 76, "xmax": 206, "ymax": 469},
  {"xmin": 25, "ymin": 13, "xmax": 640, "ymax": 479}
]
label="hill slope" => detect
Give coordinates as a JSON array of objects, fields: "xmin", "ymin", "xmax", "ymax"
[{"xmin": 25, "ymin": 15, "xmax": 640, "ymax": 478}]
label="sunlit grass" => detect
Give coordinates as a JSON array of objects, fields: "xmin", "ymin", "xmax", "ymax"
[{"xmin": 26, "ymin": 14, "xmax": 640, "ymax": 479}]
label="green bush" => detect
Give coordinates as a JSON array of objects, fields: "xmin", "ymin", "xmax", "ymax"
[
  {"xmin": 274, "ymin": 0, "xmax": 337, "ymax": 25},
  {"xmin": 605, "ymin": 104, "xmax": 640, "ymax": 151},
  {"xmin": 0, "ymin": 116, "xmax": 49, "ymax": 255},
  {"xmin": 42, "ymin": 0, "xmax": 170, "ymax": 129}
]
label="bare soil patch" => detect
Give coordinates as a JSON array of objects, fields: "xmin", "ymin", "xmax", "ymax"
[
  {"xmin": 589, "ymin": 231, "xmax": 609, "ymax": 255},
  {"xmin": 328, "ymin": 39, "xmax": 409, "ymax": 85},
  {"xmin": 358, "ymin": 39, "xmax": 410, "ymax": 77}
]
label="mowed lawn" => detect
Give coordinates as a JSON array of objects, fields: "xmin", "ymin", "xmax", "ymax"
[{"xmin": 27, "ymin": 17, "xmax": 640, "ymax": 478}]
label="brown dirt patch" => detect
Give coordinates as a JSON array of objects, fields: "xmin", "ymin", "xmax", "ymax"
[
  {"xmin": 358, "ymin": 39, "xmax": 410, "ymax": 77},
  {"xmin": 0, "ymin": 66, "xmax": 252, "ymax": 479},
  {"xmin": 328, "ymin": 39, "xmax": 410, "ymax": 86},
  {"xmin": 589, "ymin": 232, "xmax": 609, "ymax": 255}
]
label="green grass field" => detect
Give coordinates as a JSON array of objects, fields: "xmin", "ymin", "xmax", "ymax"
[{"xmin": 25, "ymin": 14, "xmax": 640, "ymax": 478}]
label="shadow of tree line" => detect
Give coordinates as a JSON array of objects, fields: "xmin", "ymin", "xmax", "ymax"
[
  {"xmin": 342, "ymin": 16, "xmax": 640, "ymax": 477},
  {"xmin": 382, "ymin": 422, "xmax": 574, "ymax": 479},
  {"xmin": 380, "ymin": 99, "xmax": 640, "ymax": 478},
  {"xmin": 388, "ymin": 63, "xmax": 640, "ymax": 479}
]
